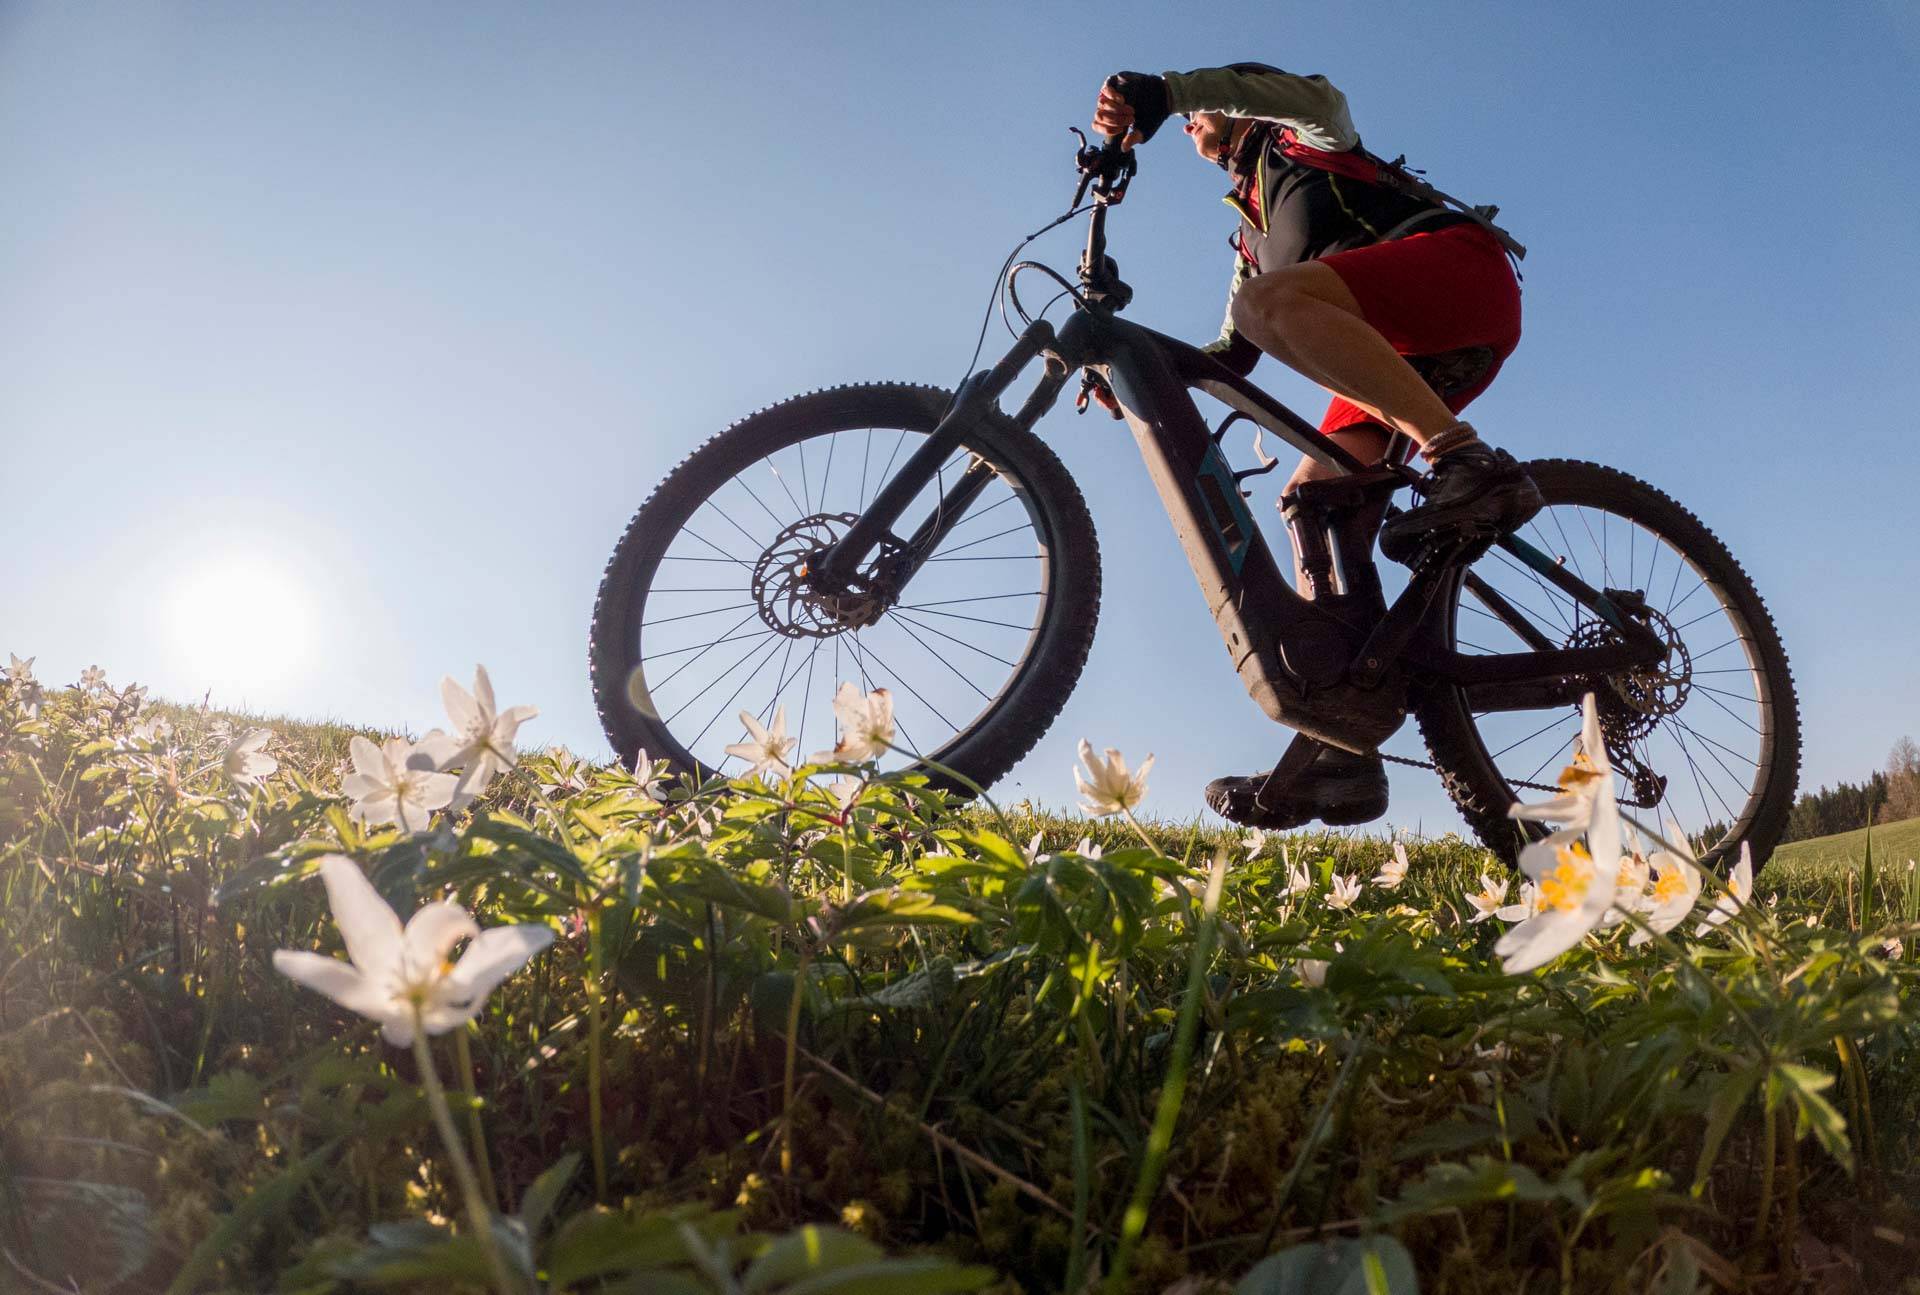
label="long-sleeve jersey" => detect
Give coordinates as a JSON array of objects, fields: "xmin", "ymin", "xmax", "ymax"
[{"xmin": 1163, "ymin": 64, "xmax": 1469, "ymax": 375}]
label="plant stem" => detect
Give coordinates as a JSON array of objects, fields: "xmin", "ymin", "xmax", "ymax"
[
  {"xmin": 780, "ymin": 947, "xmax": 812, "ymax": 1176},
  {"xmin": 1120, "ymin": 806, "xmax": 1164, "ymax": 855},
  {"xmin": 1104, "ymin": 851, "xmax": 1227, "ymax": 1294},
  {"xmin": 451, "ymin": 1026, "xmax": 499, "ymax": 1210},
  {"xmin": 1752, "ymin": 1090, "xmax": 1777, "ymax": 1252},
  {"xmin": 587, "ymin": 904, "xmax": 608, "ymax": 1202},
  {"xmin": 411, "ymin": 1026, "xmax": 518, "ymax": 1295}
]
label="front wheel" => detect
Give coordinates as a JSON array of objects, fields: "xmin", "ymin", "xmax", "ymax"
[
  {"xmin": 1415, "ymin": 459, "xmax": 1800, "ymax": 869},
  {"xmin": 590, "ymin": 383, "xmax": 1102, "ymax": 790}
]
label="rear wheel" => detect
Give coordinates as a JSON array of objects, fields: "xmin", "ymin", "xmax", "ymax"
[
  {"xmin": 1414, "ymin": 459, "xmax": 1800, "ymax": 869},
  {"xmin": 590, "ymin": 383, "xmax": 1101, "ymax": 789}
]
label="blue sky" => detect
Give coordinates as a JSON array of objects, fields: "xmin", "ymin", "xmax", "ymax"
[{"xmin": 6, "ymin": 1, "xmax": 1918, "ymax": 835}]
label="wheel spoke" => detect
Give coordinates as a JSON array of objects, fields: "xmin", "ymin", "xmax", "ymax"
[{"xmin": 599, "ymin": 398, "xmax": 1093, "ymax": 781}]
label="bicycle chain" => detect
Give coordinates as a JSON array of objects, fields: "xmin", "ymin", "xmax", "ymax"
[{"xmin": 1378, "ymin": 748, "xmax": 1565, "ymax": 796}]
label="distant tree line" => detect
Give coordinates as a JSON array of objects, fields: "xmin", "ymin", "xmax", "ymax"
[{"xmin": 1777, "ymin": 736, "xmax": 1920, "ymax": 843}]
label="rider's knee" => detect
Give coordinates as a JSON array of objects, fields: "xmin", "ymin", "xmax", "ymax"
[{"xmin": 1232, "ymin": 270, "xmax": 1313, "ymax": 343}]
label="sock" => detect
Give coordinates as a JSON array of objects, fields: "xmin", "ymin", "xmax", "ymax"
[{"xmin": 1418, "ymin": 422, "xmax": 1482, "ymax": 465}]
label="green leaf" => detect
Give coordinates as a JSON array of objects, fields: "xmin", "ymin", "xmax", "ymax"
[
  {"xmin": 545, "ymin": 1205, "xmax": 736, "ymax": 1284},
  {"xmin": 673, "ymin": 862, "xmax": 799, "ymax": 924},
  {"xmin": 846, "ymin": 958, "xmax": 956, "ymax": 1011},
  {"xmin": 741, "ymin": 1224, "xmax": 883, "ymax": 1291},
  {"xmin": 166, "ymin": 1139, "xmax": 341, "ymax": 1295},
  {"xmin": 1692, "ymin": 1067, "xmax": 1761, "ymax": 1192},
  {"xmin": 1378, "ymin": 1157, "xmax": 1564, "ymax": 1221},
  {"xmin": 1772, "ymin": 1062, "xmax": 1853, "ymax": 1173},
  {"xmin": 327, "ymin": 1223, "xmax": 500, "ymax": 1285},
  {"xmin": 831, "ymin": 888, "xmax": 975, "ymax": 943},
  {"xmin": 464, "ymin": 815, "xmax": 596, "ymax": 889},
  {"xmin": 517, "ymin": 1151, "xmax": 580, "ymax": 1241},
  {"xmin": 778, "ymin": 1258, "xmax": 997, "ymax": 1295},
  {"xmin": 1235, "ymin": 1235, "xmax": 1419, "ymax": 1295},
  {"xmin": 172, "ymin": 1070, "xmax": 265, "ymax": 1126}
]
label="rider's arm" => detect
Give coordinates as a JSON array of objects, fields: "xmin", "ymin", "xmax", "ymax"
[
  {"xmin": 1163, "ymin": 65, "xmax": 1360, "ymax": 152},
  {"xmin": 1201, "ymin": 257, "xmax": 1261, "ymax": 377}
]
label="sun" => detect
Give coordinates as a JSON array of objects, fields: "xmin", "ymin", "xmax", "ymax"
[{"xmin": 163, "ymin": 553, "xmax": 316, "ymax": 697}]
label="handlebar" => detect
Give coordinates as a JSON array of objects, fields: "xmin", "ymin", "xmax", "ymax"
[{"xmin": 1068, "ymin": 125, "xmax": 1135, "ymax": 310}]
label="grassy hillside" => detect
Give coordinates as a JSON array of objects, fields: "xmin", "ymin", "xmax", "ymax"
[
  {"xmin": 1773, "ymin": 814, "xmax": 1920, "ymax": 878},
  {"xmin": 5, "ymin": 670, "xmax": 1920, "ymax": 1293}
]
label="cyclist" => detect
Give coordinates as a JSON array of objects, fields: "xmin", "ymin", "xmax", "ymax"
[{"xmin": 1093, "ymin": 63, "xmax": 1543, "ymax": 829}]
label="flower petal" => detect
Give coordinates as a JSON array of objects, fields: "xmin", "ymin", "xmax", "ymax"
[
  {"xmin": 316, "ymin": 856, "xmax": 402, "ymax": 975},
  {"xmin": 1495, "ymin": 909, "xmax": 1590, "ymax": 974},
  {"xmin": 271, "ymin": 949, "xmax": 391, "ymax": 1019},
  {"xmin": 403, "ymin": 900, "xmax": 481, "ymax": 967},
  {"xmin": 472, "ymin": 665, "xmax": 496, "ymax": 717},
  {"xmin": 349, "ymin": 735, "xmax": 388, "ymax": 780},
  {"xmin": 442, "ymin": 924, "xmax": 556, "ymax": 1005}
]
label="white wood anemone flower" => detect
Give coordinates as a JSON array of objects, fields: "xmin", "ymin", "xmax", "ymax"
[
  {"xmin": 1495, "ymin": 881, "xmax": 1539, "ymax": 924},
  {"xmin": 1327, "ymin": 872, "xmax": 1363, "ymax": 910},
  {"xmin": 222, "ymin": 728, "xmax": 279, "ymax": 787},
  {"xmin": 423, "ymin": 665, "xmax": 539, "ymax": 808},
  {"xmin": 724, "ymin": 706, "xmax": 795, "ymax": 780},
  {"xmin": 1074, "ymin": 739, "xmax": 1153, "ymax": 817},
  {"xmin": 1493, "ymin": 694, "xmax": 1624, "ymax": 972},
  {"xmin": 1495, "ymin": 784, "xmax": 1623, "ymax": 974},
  {"xmin": 1373, "ymin": 842, "xmax": 1410, "ymax": 890},
  {"xmin": 1281, "ymin": 849, "xmax": 1314, "ymax": 898},
  {"xmin": 343, "ymin": 735, "xmax": 457, "ymax": 833},
  {"xmin": 1510, "ymin": 694, "xmax": 1612, "ymax": 831},
  {"xmin": 1598, "ymin": 850, "xmax": 1653, "ymax": 930},
  {"xmin": 813, "ymin": 682, "xmax": 895, "ymax": 763},
  {"xmin": 1465, "ymin": 872, "xmax": 1511, "ymax": 924},
  {"xmin": 632, "ymin": 749, "xmax": 668, "ymax": 800},
  {"xmin": 1631, "ymin": 834, "xmax": 1705, "ymax": 947},
  {"xmin": 272, "ymin": 855, "xmax": 555, "ymax": 1046},
  {"xmin": 1693, "ymin": 841, "xmax": 1754, "ymax": 936}
]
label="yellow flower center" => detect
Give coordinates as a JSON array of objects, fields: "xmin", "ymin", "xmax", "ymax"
[
  {"xmin": 1537, "ymin": 842, "xmax": 1594, "ymax": 913},
  {"xmin": 1651, "ymin": 870, "xmax": 1688, "ymax": 903},
  {"xmin": 1616, "ymin": 853, "xmax": 1648, "ymax": 888},
  {"xmin": 1557, "ymin": 752, "xmax": 1603, "ymax": 791}
]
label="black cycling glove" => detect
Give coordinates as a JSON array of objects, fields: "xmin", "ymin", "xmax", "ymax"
[{"xmin": 1107, "ymin": 71, "xmax": 1171, "ymax": 143}]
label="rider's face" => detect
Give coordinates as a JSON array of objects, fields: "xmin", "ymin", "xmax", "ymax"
[{"xmin": 1183, "ymin": 111, "xmax": 1232, "ymax": 163}]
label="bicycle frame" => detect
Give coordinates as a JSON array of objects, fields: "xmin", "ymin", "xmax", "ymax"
[{"xmin": 815, "ymin": 199, "xmax": 1668, "ymax": 756}]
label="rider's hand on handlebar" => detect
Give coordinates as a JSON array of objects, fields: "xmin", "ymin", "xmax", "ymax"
[{"xmin": 1094, "ymin": 73, "xmax": 1171, "ymax": 150}]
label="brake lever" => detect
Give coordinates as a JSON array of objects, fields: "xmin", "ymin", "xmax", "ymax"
[
  {"xmin": 1074, "ymin": 372, "xmax": 1123, "ymax": 419},
  {"xmin": 1068, "ymin": 127, "xmax": 1135, "ymax": 205}
]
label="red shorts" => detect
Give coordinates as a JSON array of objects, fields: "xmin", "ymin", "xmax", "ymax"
[{"xmin": 1313, "ymin": 221, "xmax": 1522, "ymax": 437}]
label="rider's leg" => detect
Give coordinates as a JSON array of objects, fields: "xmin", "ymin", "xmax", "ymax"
[
  {"xmin": 1206, "ymin": 230, "xmax": 1534, "ymax": 829},
  {"xmin": 1231, "ymin": 262, "xmax": 1458, "ymax": 449},
  {"xmin": 1234, "ymin": 229, "xmax": 1539, "ymax": 561}
]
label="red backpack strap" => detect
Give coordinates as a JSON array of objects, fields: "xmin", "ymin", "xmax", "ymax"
[{"xmin": 1275, "ymin": 126, "xmax": 1382, "ymax": 184}]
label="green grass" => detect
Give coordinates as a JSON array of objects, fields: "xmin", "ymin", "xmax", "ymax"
[
  {"xmin": 1773, "ymin": 813, "xmax": 1920, "ymax": 878},
  {"xmin": 6, "ymin": 674, "xmax": 1920, "ymax": 1294}
]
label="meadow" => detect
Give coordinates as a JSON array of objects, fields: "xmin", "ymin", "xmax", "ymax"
[{"xmin": 2, "ymin": 661, "xmax": 1917, "ymax": 1294}]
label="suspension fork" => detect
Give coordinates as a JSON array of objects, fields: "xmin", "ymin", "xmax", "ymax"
[{"xmin": 812, "ymin": 320, "xmax": 1061, "ymax": 588}]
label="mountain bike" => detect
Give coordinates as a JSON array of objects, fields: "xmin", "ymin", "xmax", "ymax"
[{"xmin": 589, "ymin": 133, "xmax": 1799, "ymax": 867}]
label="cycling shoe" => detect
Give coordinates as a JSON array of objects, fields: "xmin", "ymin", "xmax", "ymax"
[
  {"xmin": 1205, "ymin": 747, "xmax": 1389, "ymax": 829},
  {"xmin": 1379, "ymin": 444, "xmax": 1543, "ymax": 565}
]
